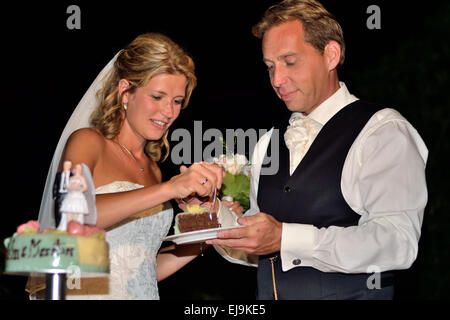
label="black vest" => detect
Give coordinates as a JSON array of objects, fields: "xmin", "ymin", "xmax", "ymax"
[{"xmin": 257, "ymin": 100, "xmax": 394, "ymax": 300}]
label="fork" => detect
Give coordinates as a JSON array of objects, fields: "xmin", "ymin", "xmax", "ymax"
[{"xmin": 209, "ymin": 188, "xmax": 217, "ymax": 221}]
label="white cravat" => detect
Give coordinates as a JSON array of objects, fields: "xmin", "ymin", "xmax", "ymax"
[{"xmin": 284, "ymin": 115, "xmax": 322, "ymax": 175}]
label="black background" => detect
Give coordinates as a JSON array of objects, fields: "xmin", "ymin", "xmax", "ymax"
[{"xmin": 1, "ymin": 0, "xmax": 449, "ymax": 300}]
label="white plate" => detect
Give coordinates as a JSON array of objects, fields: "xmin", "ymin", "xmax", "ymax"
[{"xmin": 163, "ymin": 226, "xmax": 244, "ymax": 245}]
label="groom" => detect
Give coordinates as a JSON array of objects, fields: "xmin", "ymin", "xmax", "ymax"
[{"xmin": 208, "ymin": 0, "xmax": 428, "ymax": 299}]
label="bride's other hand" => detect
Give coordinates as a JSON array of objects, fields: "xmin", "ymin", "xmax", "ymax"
[
  {"xmin": 167, "ymin": 162, "xmax": 224, "ymax": 199},
  {"xmin": 222, "ymin": 200, "xmax": 244, "ymax": 217}
]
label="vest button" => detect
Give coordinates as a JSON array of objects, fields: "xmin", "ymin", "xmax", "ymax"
[
  {"xmin": 292, "ymin": 259, "xmax": 302, "ymax": 266},
  {"xmin": 284, "ymin": 186, "xmax": 292, "ymax": 193}
]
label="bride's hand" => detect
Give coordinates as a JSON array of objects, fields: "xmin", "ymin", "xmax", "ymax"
[
  {"xmin": 167, "ymin": 162, "xmax": 224, "ymax": 200},
  {"xmin": 222, "ymin": 200, "xmax": 244, "ymax": 217}
]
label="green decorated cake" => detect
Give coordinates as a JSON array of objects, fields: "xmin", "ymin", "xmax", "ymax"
[{"xmin": 3, "ymin": 220, "xmax": 109, "ymax": 275}]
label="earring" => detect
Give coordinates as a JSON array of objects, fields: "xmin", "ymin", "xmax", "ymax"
[{"xmin": 123, "ymin": 103, "xmax": 128, "ymax": 111}]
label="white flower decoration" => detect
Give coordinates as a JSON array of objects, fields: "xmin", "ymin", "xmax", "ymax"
[{"xmin": 211, "ymin": 154, "xmax": 250, "ymax": 175}]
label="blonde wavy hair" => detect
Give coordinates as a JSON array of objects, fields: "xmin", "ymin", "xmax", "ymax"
[
  {"xmin": 90, "ymin": 32, "xmax": 197, "ymax": 162},
  {"xmin": 252, "ymin": 0, "xmax": 345, "ymax": 67}
]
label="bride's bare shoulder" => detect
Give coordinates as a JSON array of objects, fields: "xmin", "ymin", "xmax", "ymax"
[
  {"xmin": 64, "ymin": 128, "xmax": 106, "ymax": 168},
  {"xmin": 68, "ymin": 128, "xmax": 105, "ymax": 146}
]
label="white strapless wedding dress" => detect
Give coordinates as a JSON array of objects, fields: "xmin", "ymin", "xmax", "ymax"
[{"xmin": 66, "ymin": 181, "xmax": 173, "ymax": 300}]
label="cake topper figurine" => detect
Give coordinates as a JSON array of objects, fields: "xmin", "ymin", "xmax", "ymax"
[
  {"xmin": 53, "ymin": 162, "xmax": 97, "ymax": 231},
  {"xmin": 59, "ymin": 161, "xmax": 72, "ymax": 193},
  {"xmin": 57, "ymin": 164, "xmax": 89, "ymax": 230},
  {"xmin": 80, "ymin": 163, "xmax": 97, "ymax": 226},
  {"xmin": 53, "ymin": 161, "xmax": 73, "ymax": 227}
]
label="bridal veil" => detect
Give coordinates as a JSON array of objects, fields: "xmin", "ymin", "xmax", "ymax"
[{"xmin": 37, "ymin": 52, "xmax": 120, "ymax": 230}]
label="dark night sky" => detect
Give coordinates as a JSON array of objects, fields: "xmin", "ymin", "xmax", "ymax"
[
  {"xmin": 1, "ymin": 0, "xmax": 448, "ymax": 300},
  {"xmin": 3, "ymin": 0, "xmax": 438, "ymax": 223}
]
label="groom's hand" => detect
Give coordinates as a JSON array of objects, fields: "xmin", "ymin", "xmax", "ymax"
[{"xmin": 207, "ymin": 212, "xmax": 282, "ymax": 255}]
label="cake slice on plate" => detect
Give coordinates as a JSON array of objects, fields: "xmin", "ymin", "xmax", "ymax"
[{"xmin": 174, "ymin": 204, "xmax": 220, "ymax": 233}]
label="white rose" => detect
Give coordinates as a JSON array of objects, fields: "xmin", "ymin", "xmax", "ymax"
[{"xmin": 218, "ymin": 154, "xmax": 249, "ymax": 175}]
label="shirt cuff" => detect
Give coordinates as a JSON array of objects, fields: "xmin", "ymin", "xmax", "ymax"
[{"xmin": 280, "ymin": 223, "xmax": 318, "ymax": 272}]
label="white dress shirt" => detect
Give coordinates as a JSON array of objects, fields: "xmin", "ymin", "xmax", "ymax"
[{"xmin": 217, "ymin": 82, "xmax": 428, "ymax": 274}]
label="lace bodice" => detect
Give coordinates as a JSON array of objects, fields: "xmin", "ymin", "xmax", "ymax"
[{"xmin": 67, "ymin": 181, "xmax": 173, "ymax": 300}]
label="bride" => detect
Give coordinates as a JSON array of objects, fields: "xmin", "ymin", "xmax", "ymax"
[{"xmin": 35, "ymin": 32, "xmax": 226, "ymax": 299}]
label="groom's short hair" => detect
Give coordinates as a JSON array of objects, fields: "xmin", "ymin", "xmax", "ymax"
[{"xmin": 252, "ymin": 0, "xmax": 346, "ymax": 67}]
